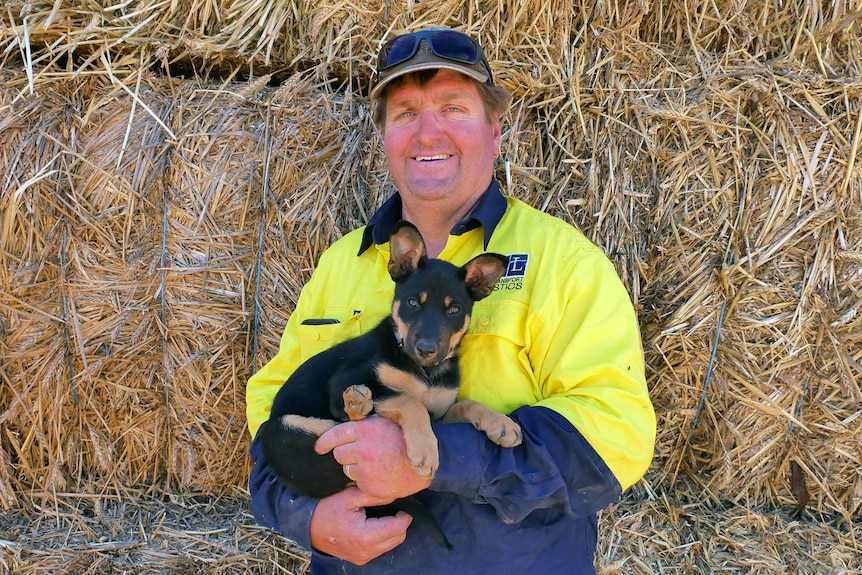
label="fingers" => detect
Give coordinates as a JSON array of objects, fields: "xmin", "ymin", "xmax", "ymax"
[
  {"xmin": 315, "ymin": 418, "xmax": 432, "ymax": 500},
  {"xmin": 315, "ymin": 421, "xmax": 359, "ymax": 455},
  {"xmin": 310, "ymin": 487, "xmax": 412, "ymax": 565},
  {"xmin": 346, "ymin": 485, "xmax": 397, "ymax": 508},
  {"xmin": 342, "ymin": 511, "xmax": 412, "ymax": 565},
  {"xmin": 362, "ymin": 511, "xmax": 413, "ymax": 551}
]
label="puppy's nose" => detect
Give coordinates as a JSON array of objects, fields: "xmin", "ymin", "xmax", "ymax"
[{"xmin": 415, "ymin": 340, "xmax": 438, "ymax": 359}]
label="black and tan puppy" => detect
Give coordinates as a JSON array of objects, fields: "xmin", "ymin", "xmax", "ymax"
[{"xmin": 258, "ymin": 221, "xmax": 522, "ymax": 547}]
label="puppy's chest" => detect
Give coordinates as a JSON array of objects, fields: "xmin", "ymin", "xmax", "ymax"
[
  {"xmin": 373, "ymin": 362, "xmax": 459, "ymax": 420},
  {"xmin": 420, "ymin": 386, "xmax": 459, "ymax": 420}
]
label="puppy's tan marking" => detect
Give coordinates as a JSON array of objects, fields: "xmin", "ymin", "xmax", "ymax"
[
  {"xmin": 281, "ymin": 415, "xmax": 338, "ymax": 436},
  {"xmin": 391, "ymin": 300, "xmax": 409, "ymax": 345},
  {"xmin": 443, "ymin": 399, "xmax": 523, "ymax": 448},
  {"xmin": 375, "ymin": 363, "xmax": 458, "ymax": 420},
  {"xmin": 446, "ymin": 313, "xmax": 470, "ymax": 359},
  {"xmin": 374, "ymin": 394, "xmax": 438, "ymax": 478}
]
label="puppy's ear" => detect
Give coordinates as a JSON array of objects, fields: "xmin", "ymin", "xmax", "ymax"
[
  {"xmin": 388, "ymin": 221, "xmax": 427, "ymax": 281},
  {"xmin": 462, "ymin": 253, "xmax": 508, "ymax": 300}
]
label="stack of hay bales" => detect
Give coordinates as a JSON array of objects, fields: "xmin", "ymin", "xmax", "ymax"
[{"xmin": 1, "ymin": 1, "xmax": 860, "ymax": 572}]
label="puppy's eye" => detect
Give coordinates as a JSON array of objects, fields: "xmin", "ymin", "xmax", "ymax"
[
  {"xmin": 447, "ymin": 305, "xmax": 461, "ymax": 315},
  {"xmin": 407, "ymin": 297, "xmax": 421, "ymax": 309}
]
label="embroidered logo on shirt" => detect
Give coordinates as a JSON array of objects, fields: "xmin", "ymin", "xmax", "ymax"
[
  {"xmin": 504, "ymin": 254, "xmax": 529, "ymax": 277},
  {"xmin": 494, "ymin": 253, "xmax": 528, "ymax": 291}
]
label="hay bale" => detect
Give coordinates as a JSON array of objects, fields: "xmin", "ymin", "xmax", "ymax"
[
  {"xmin": 600, "ymin": 53, "xmax": 862, "ymax": 520},
  {"xmin": 4, "ymin": 0, "xmax": 858, "ymax": 92},
  {"xmin": 1, "ymin": 70, "xmax": 79, "ymax": 506},
  {"xmin": 0, "ymin": 69, "xmax": 385, "ymax": 499}
]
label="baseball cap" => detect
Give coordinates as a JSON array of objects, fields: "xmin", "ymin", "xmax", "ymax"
[{"xmin": 369, "ymin": 27, "xmax": 494, "ymax": 101}]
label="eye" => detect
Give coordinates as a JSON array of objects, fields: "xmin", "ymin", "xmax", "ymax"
[
  {"xmin": 447, "ymin": 304, "xmax": 461, "ymax": 315},
  {"xmin": 407, "ymin": 297, "xmax": 421, "ymax": 309}
]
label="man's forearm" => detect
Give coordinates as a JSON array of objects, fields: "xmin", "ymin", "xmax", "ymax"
[
  {"xmin": 430, "ymin": 405, "xmax": 622, "ymax": 522},
  {"xmin": 248, "ymin": 434, "xmax": 317, "ymax": 549}
]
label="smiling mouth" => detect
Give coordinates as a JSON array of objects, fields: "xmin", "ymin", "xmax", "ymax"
[{"xmin": 414, "ymin": 154, "xmax": 451, "ymax": 162}]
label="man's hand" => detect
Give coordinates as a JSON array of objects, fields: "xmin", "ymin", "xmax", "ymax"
[
  {"xmin": 309, "ymin": 487, "xmax": 412, "ymax": 565},
  {"xmin": 315, "ymin": 416, "xmax": 433, "ymax": 500}
]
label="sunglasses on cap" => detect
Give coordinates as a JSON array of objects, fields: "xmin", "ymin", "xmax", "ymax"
[{"xmin": 373, "ymin": 29, "xmax": 494, "ymax": 95}]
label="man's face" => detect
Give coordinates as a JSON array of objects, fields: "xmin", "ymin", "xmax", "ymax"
[{"xmin": 382, "ymin": 69, "xmax": 501, "ymax": 208}]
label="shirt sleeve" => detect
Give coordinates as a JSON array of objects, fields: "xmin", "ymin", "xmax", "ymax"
[
  {"xmin": 246, "ymin": 305, "xmax": 307, "ymax": 441},
  {"xmin": 245, "ymin": 252, "xmax": 334, "ymax": 546},
  {"xmin": 245, "ymin": 236, "xmax": 372, "ymax": 546},
  {"xmin": 430, "ymin": 239, "xmax": 654, "ymax": 521},
  {"xmin": 430, "ymin": 405, "xmax": 621, "ymax": 523},
  {"xmin": 247, "ymin": 429, "xmax": 317, "ymax": 549},
  {"xmin": 530, "ymin": 252, "xmax": 656, "ymax": 491}
]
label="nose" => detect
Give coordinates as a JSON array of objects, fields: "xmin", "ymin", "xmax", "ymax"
[
  {"xmin": 414, "ymin": 339, "xmax": 439, "ymax": 360},
  {"xmin": 415, "ymin": 111, "xmax": 443, "ymax": 143}
]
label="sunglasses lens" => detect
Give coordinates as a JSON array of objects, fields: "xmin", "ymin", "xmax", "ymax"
[
  {"xmin": 430, "ymin": 30, "xmax": 479, "ymax": 64},
  {"xmin": 384, "ymin": 35, "xmax": 419, "ymax": 68}
]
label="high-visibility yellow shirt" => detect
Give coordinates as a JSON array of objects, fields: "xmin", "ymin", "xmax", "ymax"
[{"xmin": 246, "ymin": 192, "xmax": 655, "ymax": 491}]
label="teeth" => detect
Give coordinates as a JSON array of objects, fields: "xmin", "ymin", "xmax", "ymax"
[{"xmin": 415, "ymin": 154, "xmax": 449, "ymax": 161}]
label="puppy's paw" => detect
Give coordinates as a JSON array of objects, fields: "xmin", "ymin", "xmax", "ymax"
[
  {"xmin": 343, "ymin": 385, "xmax": 373, "ymax": 421},
  {"xmin": 406, "ymin": 437, "xmax": 439, "ymax": 479},
  {"xmin": 474, "ymin": 413, "xmax": 522, "ymax": 448}
]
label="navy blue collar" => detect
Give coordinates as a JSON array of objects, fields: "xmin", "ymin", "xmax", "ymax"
[{"xmin": 358, "ymin": 179, "xmax": 506, "ymax": 255}]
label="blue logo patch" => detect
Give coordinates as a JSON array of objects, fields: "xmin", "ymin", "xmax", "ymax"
[
  {"xmin": 494, "ymin": 253, "xmax": 528, "ymax": 292},
  {"xmin": 504, "ymin": 253, "xmax": 529, "ymax": 277}
]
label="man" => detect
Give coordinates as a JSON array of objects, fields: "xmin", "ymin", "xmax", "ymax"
[{"xmin": 246, "ymin": 26, "xmax": 656, "ymax": 573}]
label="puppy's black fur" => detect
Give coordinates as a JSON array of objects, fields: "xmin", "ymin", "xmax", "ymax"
[{"xmin": 258, "ymin": 221, "xmax": 521, "ymax": 549}]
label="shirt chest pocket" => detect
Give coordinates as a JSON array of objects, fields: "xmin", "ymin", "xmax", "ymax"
[
  {"xmin": 297, "ymin": 311, "xmax": 363, "ymax": 361},
  {"xmin": 459, "ymin": 301, "xmax": 538, "ymax": 412},
  {"xmin": 465, "ymin": 300, "xmax": 528, "ymax": 346}
]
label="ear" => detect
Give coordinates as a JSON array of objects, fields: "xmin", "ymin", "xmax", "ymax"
[
  {"xmin": 462, "ymin": 253, "xmax": 508, "ymax": 301},
  {"xmin": 388, "ymin": 221, "xmax": 427, "ymax": 282},
  {"xmin": 491, "ymin": 114, "xmax": 502, "ymax": 157}
]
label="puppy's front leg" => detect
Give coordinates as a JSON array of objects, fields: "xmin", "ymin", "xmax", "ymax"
[
  {"xmin": 443, "ymin": 400, "xmax": 522, "ymax": 448},
  {"xmin": 374, "ymin": 395, "xmax": 438, "ymax": 479}
]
